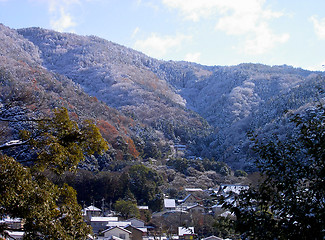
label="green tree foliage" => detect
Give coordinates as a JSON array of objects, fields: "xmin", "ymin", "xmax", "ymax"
[
  {"xmin": 224, "ymin": 104, "xmax": 325, "ymax": 239},
  {"xmin": 114, "ymin": 200, "xmax": 140, "ymax": 219},
  {"xmin": 59, "ymin": 164, "xmax": 164, "ymax": 213},
  {"xmin": 0, "ymin": 107, "xmax": 108, "ymax": 239},
  {"xmin": 21, "ymin": 108, "xmax": 108, "ymax": 174},
  {"xmin": 234, "ymin": 169, "xmax": 248, "ymax": 177},
  {"xmin": 127, "ymin": 165, "xmax": 164, "ymax": 212},
  {"xmin": 0, "ymin": 155, "xmax": 91, "ymax": 239}
]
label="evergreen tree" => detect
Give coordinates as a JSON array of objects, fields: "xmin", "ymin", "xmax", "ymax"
[
  {"xmin": 0, "ymin": 107, "xmax": 108, "ymax": 239},
  {"xmin": 224, "ymin": 104, "xmax": 325, "ymax": 239}
]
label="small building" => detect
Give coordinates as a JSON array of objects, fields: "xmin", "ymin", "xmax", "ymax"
[
  {"xmin": 163, "ymin": 199, "xmax": 176, "ymax": 211},
  {"xmin": 125, "ymin": 225, "xmax": 145, "ymax": 240},
  {"xmin": 90, "ymin": 216, "xmax": 119, "ymax": 234},
  {"xmin": 211, "ymin": 204, "xmax": 224, "ymax": 216},
  {"xmin": 178, "ymin": 194, "xmax": 201, "ymax": 208},
  {"xmin": 107, "ymin": 221, "xmax": 131, "ymax": 228},
  {"xmin": 137, "ymin": 206, "xmax": 149, "ymax": 211},
  {"xmin": 174, "ymin": 144, "xmax": 186, "ymax": 152},
  {"xmin": 2, "ymin": 230, "xmax": 24, "ymax": 240},
  {"xmin": 187, "ymin": 204, "xmax": 205, "ymax": 214},
  {"xmin": 202, "ymin": 236, "xmax": 224, "ymax": 240},
  {"xmin": 217, "ymin": 184, "xmax": 248, "ymax": 197},
  {"xmin": 101, "ymin": 226, "xmax": 132, "ymax": 240},
  {"xmin": 0, "ymin": 217, "xmax": 24, "ymax": 230},
  {"xmin": 83, "ymin": 205, "xmax": 102, "ymax": 222},
  {"xmin": 127, "ymin": 218, "xmax": 145, "ymax": 228}
]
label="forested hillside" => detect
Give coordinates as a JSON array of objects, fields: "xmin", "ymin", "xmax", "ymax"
[
  {"xmin": 0, "ymin": 23, "xmax": 162, "ymax": 169},
  {"xmin": 1, "ymin": 23, "xmax": 324, "ymax": 170}
]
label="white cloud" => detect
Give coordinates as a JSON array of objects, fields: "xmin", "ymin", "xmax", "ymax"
[
  {"xmin": 162, "ymin": 0, "xmax": 220, "ymax": 21},
  {"xmin": 134, "ymin": 33, "xmax": 191, "ymax": 58},
  {"xmin": 243, "ymin": 24, "xmax": 290, "ymax": 55},
  {"xmin": 310, "ymin": 16, "xmax": 325, "ymax": 40},
  {"xmin": 32, "ymin": 0, "xmax": 80, "ymax": 32},
  {"xmin": 50, "ymin": 7, "xmax": 77, "ymax": 32},
  {"xmin": 162, "ymin": 0, "xmax": 289, "ymax": 54},
  {"xmin": 305, "ymin": 60, "xmax": 325, "ymax": 71},
  {"xmin": 185, "ymin": 52, "xmax": 201, "ymax": 62}
]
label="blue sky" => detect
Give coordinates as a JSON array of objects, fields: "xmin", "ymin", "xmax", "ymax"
[{"xmin": 1, "ymin": 0, "xmax": 325, "ymax": 71}]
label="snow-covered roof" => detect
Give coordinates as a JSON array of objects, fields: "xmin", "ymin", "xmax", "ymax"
[
  {"xmin": 125, "ymin": 224, "xmax": 147, "ymax": 233},
  {"xmin": 201, "ymin": 236, "xmax": 224, "ymax": 240},
  {"xmin": 105, "ymin": 236, "xmax": 124, "ymax": 240},
  {"xmin": 178, "ymin": 194, "xmax": 199, "ymax": 203},
  {"xmin": 90, "ymin": 216, "xmax": 118, "ymax": 222},
  {"xmin": 84, "ymin": 205, "xmax": 101, "ymax": 211},
  {"xmin": 220, "ymin": 211, "xmax": 235, "ymax": 217},
  {"xmin": 219, "ymin": 184, "xmax": 249, "ymax": 195},
  {"xmin": 137, "ymin": 205, "xmax": 149, "ymax": 210},
  {"xmin": 185, "ymin": 188, "xmax": 203, "ymax": 192},
  {"xmin": 137, "ymin": 227, "xmax": 148, "ymax": 233},
  {"xmin": 211, "ymin": 204, "xmax": 223, "ymax": 209},
  {"xmin": 107, "ymin": 221, "xmax": 131, "ymax": 228},
  {"xmin": 4, "ymin": 230, "xmax": 25, "ymax": 238},
  {"xmin": 127, "ymin": 218, "xmax": 145, "ymax": 227},
  {"xmin": 164, "ymin": 198, "xmax": 176, "ymax": 208},
  {"xmin": 0, "ymin": 216, "xmax": 22, "ymax": 223},
  {"xmin": 178, "ymin": 227, "xmax": 195, "ymax": 236},
  {"xmin": 102, "ymin": 226, "xmax": 132, "ymax": 234},
  {"xmin": 186, "ymin": 204, "xmax": 204, "ymax": 210}
]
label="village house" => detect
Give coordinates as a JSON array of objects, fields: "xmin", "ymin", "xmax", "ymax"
[
  {"xmin": 127, "ymin": 218, "xmax": 145, "ymax": 228},
  {"xmin": 217, "ymin": 184, "xmax": 249, "ymax": 197},
  {"xmin": 0, "ymin": 216, "xmax": 24, "ymax": 230},
  {"xmin": 163, "ymin": 198, "xmax": 176, "ymax": 211},
  {"xmin": 83, "ymin": 205, "xmax": 102, "ymax": 222},
  {"xmin": 90, "ymin": 216, "xmax": 119, "ymax": 234},
  {"xmin": 125, "ymin": 225, "xmax": 146, "ymax": 240},
  {"xmin": 177, "ymin": 194, "xmax": 202, "ymax": 210},
  {"xmin": 107, "ymin": 221, "xmax": 132, "ymax": 228},
  {"xmin": 1, "ymin": 230, "xmax": 24, "ymax": 240},
  {"xmin": 187, "ymin": 204, "xmax": 205, "ymax": 214},
  {"xmin": 99, "ymin": 226, "xmax": 132, "ymax": 240},
  {"xmin": 201, "ymin": 236, "xmax": 225, "ymax": 240}
]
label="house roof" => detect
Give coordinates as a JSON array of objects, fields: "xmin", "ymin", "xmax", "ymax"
[
  {"xmin": 137, "ymin": 205, "xmax": 149, "ymax": 210},
  {"xmin": 126, "ymin": 217, "xmax": 145, "ymax": 223},
  {"xmin": 126, "ymin": 217, "xmax": 145, "ymax": 227},
  {"xmin": 106, "ymin": 236, "xmax": 124, "ymax": 240},
  {"xmin": 84, "ymin": 205, "xmax": 101, "ymax": 211},
  {"xmin": 107, "ymin": 221, "xmax": 131, "ymax": 228},
  {"xmin": 202, "ymin": 236, "xmax": 224, "ymax": 240},
  {"xmin": 185, "ymin": 188, "xmax": 203, "ymax": 192},
  {"xmin": 101, "ymin": 226, "xmax": 132, "ymax": 234},
  {"xmin": 125, "ymin": 224, "xmax": 146, "ymax": 233},
  {"xmin": 219, "ymin": 184, "xmax": 249, "ymax": 195},
  {"xmin": 90, "ymin": 216, "xmax": 119, "ymax": 222},
  {"xmin": 178, "ymin": 194, "xmax": 200, "ymax": 203},
  {"xmin": 164, "ymin": 198, "xmax": 176, "ymax": 208},
  {"xmin": 187, "ymin": 204, "xmax": 204, "ymax": 210},
  {"xmin": 0, "ymin": 216, "xmax": 22, "ymax": 223}
]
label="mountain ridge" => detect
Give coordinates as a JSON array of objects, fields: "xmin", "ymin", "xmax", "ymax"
[{"xmin": 1, "ymin": 23, "xmax": 324, "ymax": 169}]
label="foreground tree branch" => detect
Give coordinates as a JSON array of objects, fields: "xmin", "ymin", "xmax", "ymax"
[{"xmin": 0, "ymin": 107, "xmax": 109, "ymax": 239}]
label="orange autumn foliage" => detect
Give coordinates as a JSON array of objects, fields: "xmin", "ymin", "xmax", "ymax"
[
  {"xmin": 96, "ymin": 120, "xmax": 119, "ymax": 143},
  {"xmin": 126, "ymin": 137, "xmax": 139, "ymax": 158}
]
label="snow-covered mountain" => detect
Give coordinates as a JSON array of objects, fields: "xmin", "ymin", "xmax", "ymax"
[{"xmin": 1, "ymin": 23, "xmax": 324, "ymax": 169}]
